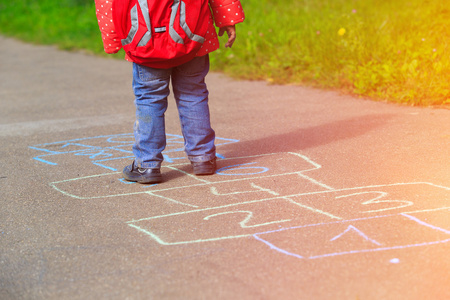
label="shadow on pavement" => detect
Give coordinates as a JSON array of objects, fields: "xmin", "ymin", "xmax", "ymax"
[{"xmin": 219, "ymin": 113, "xmax": 396, "ymax": 160}]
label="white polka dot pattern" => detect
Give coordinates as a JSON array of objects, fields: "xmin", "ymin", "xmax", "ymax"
[{"xmin": 95, "ymin": 0, "xmax": 122, "ymax": 54}]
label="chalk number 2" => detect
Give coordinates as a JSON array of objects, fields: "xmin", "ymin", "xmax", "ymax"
[{"xmin": 204, "ymin": 211, "xmax": 290, "ymax": 228}]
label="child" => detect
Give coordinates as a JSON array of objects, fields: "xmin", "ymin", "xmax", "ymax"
[{"xmin": 95, "ymin": 0, "xmax": 245, "ymax": 183}]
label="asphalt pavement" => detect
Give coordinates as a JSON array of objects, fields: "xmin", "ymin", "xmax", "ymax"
[{"xmin": 1, "ymin": 35, "xmax": 449, "ymax": 300}]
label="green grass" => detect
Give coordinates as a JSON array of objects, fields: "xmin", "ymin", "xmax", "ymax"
[
  {"xmin": 0, "ymin": 0, "xmax": 123, "ymax": 58},
  {"xmin": 1, "ymin": 0, "xmax": 449, "ymax": 106}
]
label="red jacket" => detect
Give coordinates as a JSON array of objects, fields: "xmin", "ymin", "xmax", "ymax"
[{"xmin": 95, "ymin": 0, "xmax": 245, "ymax": 59}]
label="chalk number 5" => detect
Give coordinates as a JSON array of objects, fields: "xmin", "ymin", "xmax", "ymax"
[{"xmin": 336, "ymin": 191, "xmax": 414, "ymax": 213}]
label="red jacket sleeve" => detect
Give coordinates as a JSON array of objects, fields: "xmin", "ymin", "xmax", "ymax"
[
  {"xmin": 210, "ymin": 0, "xmax": 245, "ymax": 27},
  {"xmin": 95, "ymin": 0, "xmax": 122, "ymax": 54}
]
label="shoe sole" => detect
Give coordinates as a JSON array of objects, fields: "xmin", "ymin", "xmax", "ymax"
[
  {"xmin": 123, "ymin": 176, "xmax": 162, "ymax": 184},
  {"xmin": 192, "ymin": 161, "xmax": 216, "ymax": 176},
  {"xmin": 122, "ymin": 171, "xmax": 162, "ymax": 184},
  {"xmin": 193, "ymin": 167, "xmax": 215, "ymax": 175}
]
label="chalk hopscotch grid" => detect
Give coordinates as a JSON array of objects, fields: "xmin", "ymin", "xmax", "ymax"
[
  {"xmin": 48, "ymin": 159, "xmax": 450, "ymax": 257},
  {"xmin": 47, "ymin": 152, "xmax": 333, "ymax": 202},
  {"xmin": 30, "ymin": 134, "xmax": 450, "ymax": 260},
  {"xmin": 30, "ymin": 133, "xmax": 239, "ymax": 171},
  {"xmin": 126, "ymin": 184, "xmax": 450, "ymax": 247},
  {"xmin": 50, "ymin": 170, "xmax": 450, "ymax": 258}
]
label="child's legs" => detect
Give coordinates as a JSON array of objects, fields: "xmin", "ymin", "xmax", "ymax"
[
  {"xmin": 172, "ymin": 55, "xmax": 216, "ymax": 162},
  {"xmin": 132, "ymin": 63, "xmax": 171, "ymax": 168}
]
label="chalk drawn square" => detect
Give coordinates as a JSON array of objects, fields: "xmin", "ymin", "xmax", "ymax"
[
  {"xmin": 49, "ymin": 152, "xmax": 329, "ymax": 203},
  {"xmin": 49, "ymin": 167, "xmax": 207, "ymax": 200},
  {"xmin": 126, "ymin": 198, "xmax": 338, "ymax": 245},
  {"xmin": 288, "ymin": 183, "xmax": 450, "ymax": 219},
  {"xmin": 152, "ymin": 173, "xmax": 330, "ymax": 208},
  {"xmin": 253, "ymin": 212, "xmax": 450, "ymax": 259}
]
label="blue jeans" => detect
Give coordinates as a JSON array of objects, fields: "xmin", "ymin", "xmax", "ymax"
[{"xmin": 132, "ymin": 55, "xmax": 216, "ymax": 169}]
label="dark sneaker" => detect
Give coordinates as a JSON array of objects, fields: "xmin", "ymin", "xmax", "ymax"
[
  {"xmin": 191, "ymin": 158, "xmax": 216, "ymax": 175},
  {"xmin": 122, "ymin": 161, "xmax": 162, "ymax": 184}
]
